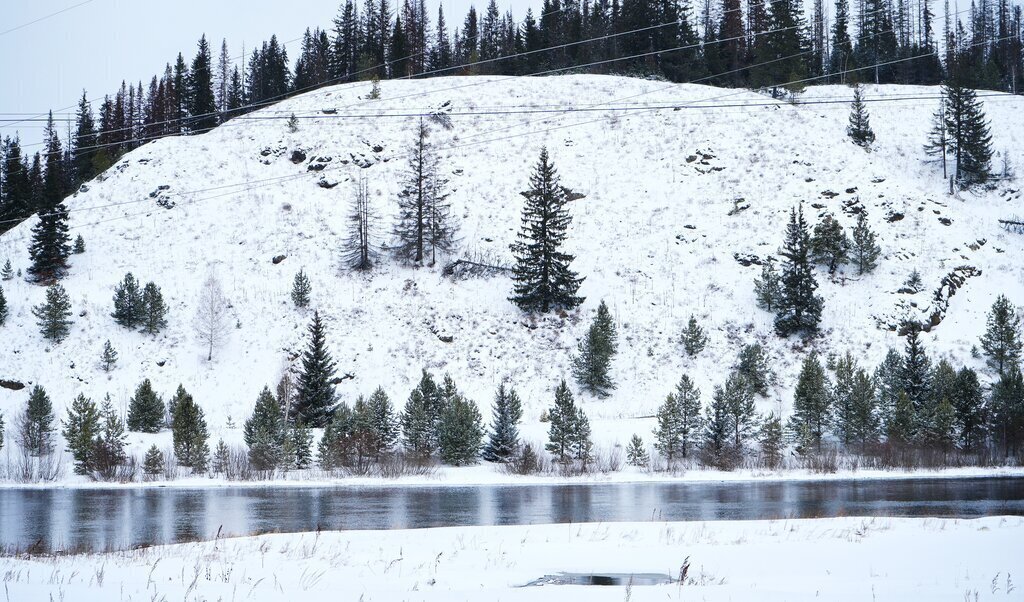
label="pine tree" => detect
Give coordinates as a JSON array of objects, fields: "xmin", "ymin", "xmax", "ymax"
[
  {"xmin": 849, "ymin": 367, "xmax": 881, "ymax": 451},
  {"xmin": 62, "ymin": 394, "xmax": 101, "ymax": 475},
  {"xmin": 831, "ymin": 352, "xmax": 857, "ymax": 445},
  {"xmin": 626, "ymin": 434, "xmax": 649, "ymax": 467},
  {"xmin": 735, "ymin": 343, "xmax": 773, "ymax": 397},
  {"xmin": 127, "ymin": 379, "xmax": 165, "ymax": 433},
  {"xmin": 344, "ymin": 176, "xmax": 379, "ymax": 271},
  {"xmin": 393, "ymin": 120, "xmax": 456, "ymax": 265},
  {"xmin": 72, "ymin": 91, "xmax": 97, "ymax": 182},
  {"xmin": 850, "ymin": 210, "xmax": 881, "ymax": 275},
  {"xmin": 721, "ymin": 371, "xmax": 758, "ymax": 453},
  {"xmin": 27, "ymin": 201, "xmax": 72, "ymax": 283},
  {"xmin": 653, "ymin": 374, "xmax": 703, "ymax": 462},
  {"xmin": 291, "ymin": 269, "xmax": 312, "ymax": 308},
  {"xmin": 32, "ymin": 283, "xmax": 72, "ymax": 342},
  {"xmin": 212, "ymin": 439, "xmax": 230, "ymax": 474},
  {"xmin": 788, "ymin": 353, "xmax": 832, "ymax": 453},
  {"xmin": 571, "ymin": 407, "xmax": 593, "ymax": 465},
  {"xmin": 810, "ymin": 215, "xmax": 850, "ymax": 274},
  {"xmin": 171, "ymin": 386, "xmax": 209, "ymax": 472},
  {"xmin": 1, "ymin": 259, "xmax": 13, "ymax": 281},
  {"xmin": 401, "ymin": 386, "xmax": 435, "ymax": 458},
  {"xmin": 775, "ymin": 205, "xmax": 823, "ymax": 336},
  {"xmin": 546, "ymin": 379, "xmax": 579, "ymax": 463},
  {"xmin": 141, "ymin": 282, "xmax": 168, "ymax": 335},
  {"xmin": 483, "ymin": 383, "xmax": 523, "ymax": 462},
  {"xmin": 701, "ymin": 383, "xmax": 738, "ymax": 470},
  {"xmin": 73, "ymin": 234, "xmax": 86, "ymax": 254},
  {"xmin": 366, "ymin": 386, "xmax": 399, "ymax": 458},
  {"xmin": 287, "ymin": 113, "xmax": 300, "ymax": 133},
  {"xmin": 188, "ymin": 35, "xmax": 217, "ymax": 133},
  {"xmin": 509, "ymin": 148, "xmax": 585, "ymax": 313},
  {"xmin": 572, "ymin": 301, "xmax": 617, "ymax": 397},
  {"xmin": 111, "ymin": 273, "xmax": 144, "ymax": 329},
  {"xmin": 900, "ymin": 322, "xmax": 932, "ymax": 438},
  {"xmin": 291, "ymin": 311, "xmax": 337, "ymax": 427},
  {"xmin": 846, "ymin": 85, "xmax": 876, "ymax": 147},
  {"xmin": 939, "ymin": 82, "xmax": 994, "ymax": 188},
  {"xmin": 438, "ymin": 394, "xmax": 484, "ymax": 465},
  {"xmin": 990, "ymin": 365, "xmax": 1024, "ymax": 457},
  {"xmin": 18, "ymin": 385, "xmax": 55, "ymax": 456},
  {"xmin": 980, "ymin": 294, "xmax": 1023, "ymax": 375},
  {"xmin": 100, "ymin": 339, "xmax": 118, "ymax": 372},
  {"xmin": 244, "ymin": 386, "xmax": 286, "ymax": 470},
  {"xmin": 94, "ymin": 395, "xmax": 127, "ymax": 475},
  {"xmin": 291, "ymin": 422, "xmax": 314, "ymax": 469},
  {"xmin": 0, "ymin": 412, "xmax": 5, "ymax": 453},
  {"xmin": 143, "ymin": 444, "xmax": 164, "ymax": 478},
  {"xmin": 0, "ymin": 285, "xmax": 7, "ymax": 326},
  {"xmin": 681, "ymin": 315, "xmax": 708, "ymax": 356},
  {"xmin": 887, "ymin": 390, "xmax": 917, "ymax": 445},
  {"xmin": 953, "ymin": 367, "xmax": 986, "ymax": 452},
  {"xmin": 754, "ymin": 258, "xmax": 782, "ymax": 312},
  {"xmin": 759, "ymin": 412, "xmax": 785, "ymax": 469}
]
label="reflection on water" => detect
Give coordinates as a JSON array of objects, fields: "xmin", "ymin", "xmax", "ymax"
[{"xmin": 1, "ymin": 477, "xmax": 1022, "ymax": 552}]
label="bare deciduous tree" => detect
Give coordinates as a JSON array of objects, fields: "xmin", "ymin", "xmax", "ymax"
[
  {"xmin": 344, "ymin": 176, "xmax": 379, "ymax": 271},
  {"xmin": 193, "ymin": 273, "xmax": 230, "ymax": 361}
]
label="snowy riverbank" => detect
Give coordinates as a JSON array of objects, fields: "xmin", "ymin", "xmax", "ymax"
[
  {"xmin": 2, "ymin": 463, "xmax": 1022, "ymax": 489},
  {"xmin": 3, "ymin": 516, "xmax": 1021, "ymax": 600}
]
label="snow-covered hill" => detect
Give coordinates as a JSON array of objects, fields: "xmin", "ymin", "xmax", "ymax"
[{"xmin": 1, "ymin": 75, "xmax": 1022, "ymax": 466}]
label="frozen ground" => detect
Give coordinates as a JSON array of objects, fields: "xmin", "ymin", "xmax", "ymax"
[
  {"xmin": 1, "ymin": 75, "xmax": 1022, "ymax": 481},
  {"xmin": 2, "ymin": 517, "xmax": 1022, "ymax": 600}
]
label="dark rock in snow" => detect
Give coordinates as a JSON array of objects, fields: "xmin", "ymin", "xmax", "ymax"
[
  {"xmin": 938, "ymin": 217, "xmax": 952, "ymax": 226},
  {"xmin": 272, "ymin": 255, "xmax": 287, "ymax": 265},
  {"xmin": 290, "ymin": 150, "xmax": 307, "ymax": 164},
  {"xmin": 0, "ymin": 380, "xmax": 25, "ymax": 391},
  {"xmin": 733, "ymin": 252, "xmax": 762, "ymax": 267},
  {"xmin": 886, "ymin": 212, "xmax": 905, "ymax": 222}
]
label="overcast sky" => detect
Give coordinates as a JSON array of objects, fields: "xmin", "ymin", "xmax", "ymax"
[{"xmin": 1, "ymin": 0, "xmax": 541, "ymax": 149}]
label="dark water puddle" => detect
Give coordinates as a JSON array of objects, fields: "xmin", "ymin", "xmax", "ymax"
[{"xmin": 525, "ymin": 573, "xmax": 674, "ymax": 586}]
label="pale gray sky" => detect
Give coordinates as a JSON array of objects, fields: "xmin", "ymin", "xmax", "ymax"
[{"xmin": 1, "ymin": 0, "xmax": 541, "ymax": 149}]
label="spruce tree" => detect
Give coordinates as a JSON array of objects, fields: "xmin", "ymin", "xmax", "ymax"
[
  {"xmin": 990, "ymin": 365, "xmax": 1024, "ymax": 457},
  {"xmin": 94, "ymin": 395, "xmax": 127, "ymax": 475},
  {"xmin": 759, "ymin": 412, "xmax": 784, "ymax": 469},
  {"xmin": 980, "ymin": 294, "xmax": 1023, "ymax": 375},
  {"xmin": 831, "ymin": 352, "xmax": 858, "ymax": 445},
  {"xmin": 344, "ymin": 176, "xmax": 378, "ymax": 271},
  {"xmin": 571, "ymin": 301, "xmax": 618, "ymax": 397},
  {"xmin": 73, "ymin": 235, "xmax": 86, "ymax": 254},
  {"xmin": 291, "ymin": 311, "xmax": 337, "ymax": 427},
  {"xmin": 701, "ymin": 384, "xmax": 738, "ymax": 470},
  {"xmin": 291, "ymin": 269, "xmax": 311, "ymax": 308},
  {"xmin": 735, "ymin": 343, "xmax": 773, "ymax": 397},
  {"xmin": 291, "ymin": 422, "xmax": 314, "ymax": 469},
  {"xmin": 940, "ymin": 82, "xmax": 994, "ymax": 188},
  {"xmin": 0, "ymin": 285, "xmax": 7, "ymax": 326},
  {"xmin": 100, "ymin": 339, "xmax": 118, "ymax": 372},
  {"xmin": 33, "ymin": 283, "xmax": 72, "ymax": 342},
  {"xmin": 681, "ymin": 315, "xmax": 708, "ymax": 356},
  {"xmin": 127, "ymin": 378, "xmax": 165, "ymax": 433},
  {"xmin": 721, "ymin": 371, "xmax": 758, "ymax": 453},
  {"xmin": 546, "ymin": 379, "xmax": 579, "ymax": 463},
  {"xmin": 141, "ymin": 282, "xmax": 168, "ymax": 335},
  {"xmin": 244, "ymin": 386, "xmax": 286, "ymax": 470},
  {"xmin": 788, "ymin": 353, "xmax": 832, "ymax": 453},
  {"xmin": 212, "ymin": 439, "xmax": 230, "ymax": 474},
  {"xmin": 509, "ymin": 148, "xmax": 584, "ymax": 313},
  {"xmin": 111, "ymin": 273, "xmax": 144, "ymax": 328},
  {"xmin": 953, "ymin": 367, "xmax": 986, "ymax": 452},
  {"xmin": 171, "ymin": 386, "xmax": 210, "ymax": 472},
  {"xmin": 653, "ymin": 374, "xmax": 704, "ymax": 463},
  {"xmin": 72, "ymin": 91, "xmax": 97, "ymax": 182},
  {"xmin": 317, "ymin": 405, "xmax": 353, "ymax": 470},
  {"xmin": 754, "ymin": 258, "xmax": 782, "ymax": 312},
  {"xmin": 626, "ymin": 434, "xmax": 649, "ymax": 467},
  {"xmin": 887, "ymin": 390, "xmax": 916, "ymax": 445},
  {"xmin": 810, "ymin": 215, "xmax": 850, "ymax": 274},
  {"xmin": 483, "ymin": 383, "xmax": 523, "ymax": 462},
  {"xmin": 438, "ymin": 394, "xmax": 484, "ymax": 466},
  {"xmin": 143, "ymin": 445, "xmax": 164, "ymax": 478},
  {"xmin": 848, "ymin": 367, "xmax": 881, "ymax": 452},
  {"xmin": 19, "ymin": 385, "xmax": 55, "ymax": 456},
  {"xmin": 393, "ymin": 120, "xmax": 456, "ymax": 265},
  {"xmin": 366, "ymin": 386, "xmax": 399, "ymax": 458},
  {"xmin": 900, "ymin": 322, "xmax": 932, "ymax": 438},
  {"xmin": 846, "ymin": 85, "xmax": 876, "ymax": 147},
  {"xmin": 27, "ymin": 117, "xmax": 71, "ymax": 283},
  {"xmin": 571, "ymin": 407, "xmax": 593, "ymax": 465},
  {"xmin": 188, "ymin": 35, "xmax": 218, "ymax": 132},
  {"xmin": 401, "ymin": 386, "xmax": 435, "ymax": 458},
  {"xmin": 1, "ymin": 259, "xmax": 12, "ymax": 281},
  {"xmin": 0, "ymin": 412, "xmax": 5, "ymax": 453},
  {"xmin": 850, "ymin": 210, "xmax": 881, "ymax": 275},
  {"xmin": 62, "ymin": 394, "xmax": 101, "ymax": 475},
  {"xmin": 775, "ymin": 205, "xmax": 823, "ymax": 336}
]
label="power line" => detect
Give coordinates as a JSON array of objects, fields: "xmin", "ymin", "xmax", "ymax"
[{"xmin": 0, "ymin": 0, "xmax": 96, "ymax": 36}]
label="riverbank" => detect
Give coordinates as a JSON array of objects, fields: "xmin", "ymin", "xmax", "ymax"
[
  {"xmin": 2, "ymin": 462, "xmax": 1023, "ymax": 490},
  {"xmin": 3, "ymin": 516, "xmax": 1021, "ymax": 600}
]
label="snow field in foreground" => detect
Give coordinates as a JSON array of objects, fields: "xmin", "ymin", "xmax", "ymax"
[{"xmin": 2, "ymin": 516, "xmax": 1022, "ymax": 601}]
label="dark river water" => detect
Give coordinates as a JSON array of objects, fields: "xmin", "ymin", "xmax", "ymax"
[{"xmin": 2, "ymin": 477, "xmax": 1023, "ymax": 552}]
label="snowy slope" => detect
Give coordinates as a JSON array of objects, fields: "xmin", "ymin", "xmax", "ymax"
[{"xmin": 1, "ymin": 75, "xmax": 1022, "ymax": 466}]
